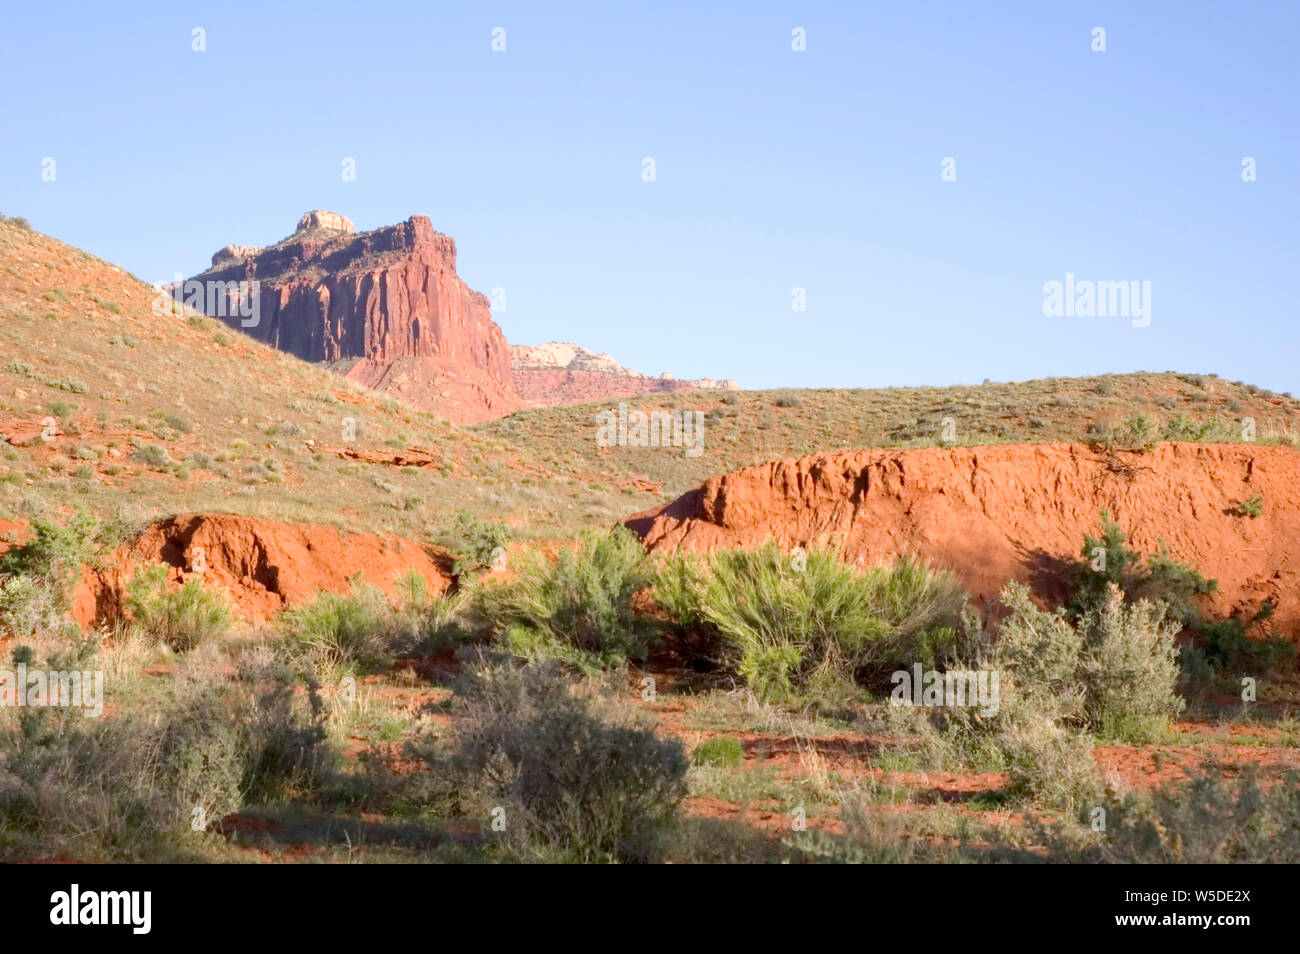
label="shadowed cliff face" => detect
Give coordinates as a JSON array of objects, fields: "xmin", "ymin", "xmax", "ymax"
[{"xmin": 187, "ymin": 214, "xmax": 521, "ymax": 423}]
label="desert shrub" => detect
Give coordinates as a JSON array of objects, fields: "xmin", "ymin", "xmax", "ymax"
[
  {"xmin": 157, "ymin": 664, "xmax": 329, "ymax": 812},
  {"xmin": 656, "ymin": 545, "xmax": 969, "ymax": 699},
  {"xmin": 477, "ymin": 527, "xmax": 656, "ymax": 669},
  {"xmin": 1068, "ymin": 511, "xmax": 1215, "ymax": 625},
  {"xmin": 774, "ymin": 394, "xmax": 801, "ymax": 408},
  {"xmin": 0, "ymin": 510, "xmax": 100, "ymax": 637},
  {"xmin": 0, "ymin": 648, "xmax": 328, "ymax": 861},
  {"xmin": 444, "ymin": 510, "xmax": 510, "ymax": 575},
  {"xmin": 0, "ymin": 576, "xmax": 61, "ymax": 639},
  {"xmin": 423, "ymin": 657, "xmax": 687, "ymax": 863},
  {"xmin": 161, "ymin": 413, "xmax": 193, "ymax": 434},
  {"xmin": 132, "ymin": 444, "xmax": 169, "ymax": 468},
  {"xmin": 995, "ymin": 707, "xmax": 1102, "ymax": 809},
  {"xmin": 929, "ymin": 582, "xmax": 1099, "ymax": 808},
  {"xmin": 124, "ymin": 565, "xmax": 231, "ymax": 652},
  {"xmin": 1234, "ymin": 493, "xmax": 1264, "ymax": 518},
  {"xmin": 282, "ymin": 579, "xmax": 393, "ymax": 671},
  {"xmin": 1037, "ymin": 770, "xmax": 1300, "ymax": 863},
  {"xmin": 1000, "ymin": 581, "xmax": 1180, "ymax": 741},
  {"xmin": 1160, "ymin": 413, "xmax": 1237, "ymax": 443},
  {"xmin": 1067, "ymin": 512, "xmax": 1288, "ymax": 681},
  {"xmin": 1197, "ymin": 611, "xmax": 1294, "ymax": 676},
  {"xmin": 692, "ymin": 736, "xmax": 745, "ymax": 768},
  {"xmin": 931, "ymin": 580, "xmax": 1181, "ymax": 807},
  {"xmin": 1074, "ymin": 587, "xmax": 1184, "ymax": 742},
  {"xmin": 1097, "ymin": 413, "xmax": 1157, "ymax": 451}
]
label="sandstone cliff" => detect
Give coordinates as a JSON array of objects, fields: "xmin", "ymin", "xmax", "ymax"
[{"xmin": 187, "ymin": 213, "xmax": 523, "ymax": 424}]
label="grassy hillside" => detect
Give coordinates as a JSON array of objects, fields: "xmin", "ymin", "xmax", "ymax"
[
  {"xmin": 0, "ymin": 218, "xmax": 642, "ymax": 540},
  {"xmin": 4, "ymin": 215, "xmax": 1299, "ymax": 544},
  {"xmin": 477, "ymin": 373, "xmax": 1300, "ymax": 500}
]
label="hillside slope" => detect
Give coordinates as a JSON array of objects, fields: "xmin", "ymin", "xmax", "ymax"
[
  {"xmin": 5, "ymin": 217, "xmax": 1300, "ymax": 549},
  {"xmin": 477, "ymin": 373, "xmax": 1300, "ymax": 501},
  {"xmin": 0, "ymin": 218, "xmax": 643, "ymax": 539}
]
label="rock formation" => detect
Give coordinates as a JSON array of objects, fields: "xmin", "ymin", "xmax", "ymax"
[
  {"xmin": 296, "ymin": 209, "xmax": 354, "ymax": 233},
  {"xmin": 186, "ymin": 212, "xmax": 523, "ymax": 424},
  {"xmin": 625, "ymin": 442, "xmax": 1300, "ymax": 638},
  {"xmin": 187, "ymin": 213, "xmax": 735, "ymax": 422},
  {"xmin": 512, "ymin": 341, "xmax": 738, "ymax": 406}
]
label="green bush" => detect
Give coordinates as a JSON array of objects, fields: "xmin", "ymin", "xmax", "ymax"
[
  {"xmin": 0, "ymin": 510, "xmax": 101, "ymax": 637},
  {"xmin": 1235, "ymin": 493, "xmax": 1264, "ymax": 518},
  {"xmin": 0, "ymin": 576, "xmax": 60, "ymax": 639},
  {"xmin": 124, "ymin": 565, "xmax": 232, "ymax": 652},
  {"xmin": 1198, "ymin": 611, "xmax": 1294, "ymax": 676},
  {"xmin": 1097, "ymin": 413, "xmax": 1157, "ymax": 451},
  {"xmin": 1075, "ymin": 586, "xmax": 1184, "ymax": 742},
  {"xmin": 1159, "ymin": 413, "xmax": 1237, "ymax": 443},
  {"xmin": 132, "ymin": 444, "xmax": 169, "ymax": 468},
  {"xmin": 282, "ymin": 579, "xmax": 392, "ymax": 671},
  {"xmin": 932, "ymin": 579, "xmax": 1183, "ymax": 807},
  {"xmin": 426, "ymin": 657, "xmax": 687, "ymax": 863},
  {"xmin": 478, "ymin": 527, "xmax": 656, "ymax": 669},
  {"xmin": 656, "ymin": 545, "xmax": 969, "ymax": 699},
  {"xmin": 1068, "ymin": 512, "xmax": 1288, "ymax": 682},
  {"xmin": 443, "ymin": 510, "xmax": 510, "ymax": 576},
  {"xmin": 692, "ymin": 736, "xmax": 745, "ymax": 768},
  {"xmin": 1068, "ymin": 511, "xmax": 1217, "ymax": 625}
]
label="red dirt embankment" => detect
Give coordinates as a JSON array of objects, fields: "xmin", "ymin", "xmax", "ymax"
[
  {"xmin": 74, "ymin": 513, "xmax": 452, "ymax": 627},
  {"xmin": 625, "ymin": 442, "xmax": 1300, "ymax": 637}
]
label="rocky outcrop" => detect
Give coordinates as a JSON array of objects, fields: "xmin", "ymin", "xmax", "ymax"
[
  {"xmin": 512, "ymin": 341, "xmax": 737, "ymax": 406},
  {"xmin": 187, "ymin": 212, "xmax": 522, "ymax": 424},
  {"xmin": 211, "ymin": 244, "xmax": 261, "ymax": 267},
  {"xmin": 625, "ymin": 442, "xmax": 1300, "ymax": 638},
  {"xmin": 296, "ymin": 210, "xmax": 354, "ymax": 234},
  {"xmin": 74, "ymin": 513, "xmax": 453, "ymax": 625},
  {"xmin": 187, "ymin": 214, "xmax": 738, "ymax": 422}
]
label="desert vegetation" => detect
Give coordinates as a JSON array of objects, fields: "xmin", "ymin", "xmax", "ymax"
[{"xmin": 0, "ymin": 506, "xmax": 1296, "ymax": 864}]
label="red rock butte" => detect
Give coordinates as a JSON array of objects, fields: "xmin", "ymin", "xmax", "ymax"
[
  {"xmin": 187, "ymin": 213, "xmax": 735, "ymax": 421},
  {"xmin": 190, "ymin": 213, "xmax": 521, "ymax": 424}
]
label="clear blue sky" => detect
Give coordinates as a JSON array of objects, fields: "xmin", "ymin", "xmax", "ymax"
[{"xmin": 3, "ymin": 1, "xmax": 1296, "ymax": 392}]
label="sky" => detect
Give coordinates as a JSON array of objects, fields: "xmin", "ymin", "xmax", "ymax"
[{"xmin": 2, "ymin": 1, "xmax": 1296, "ymax": 392}]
